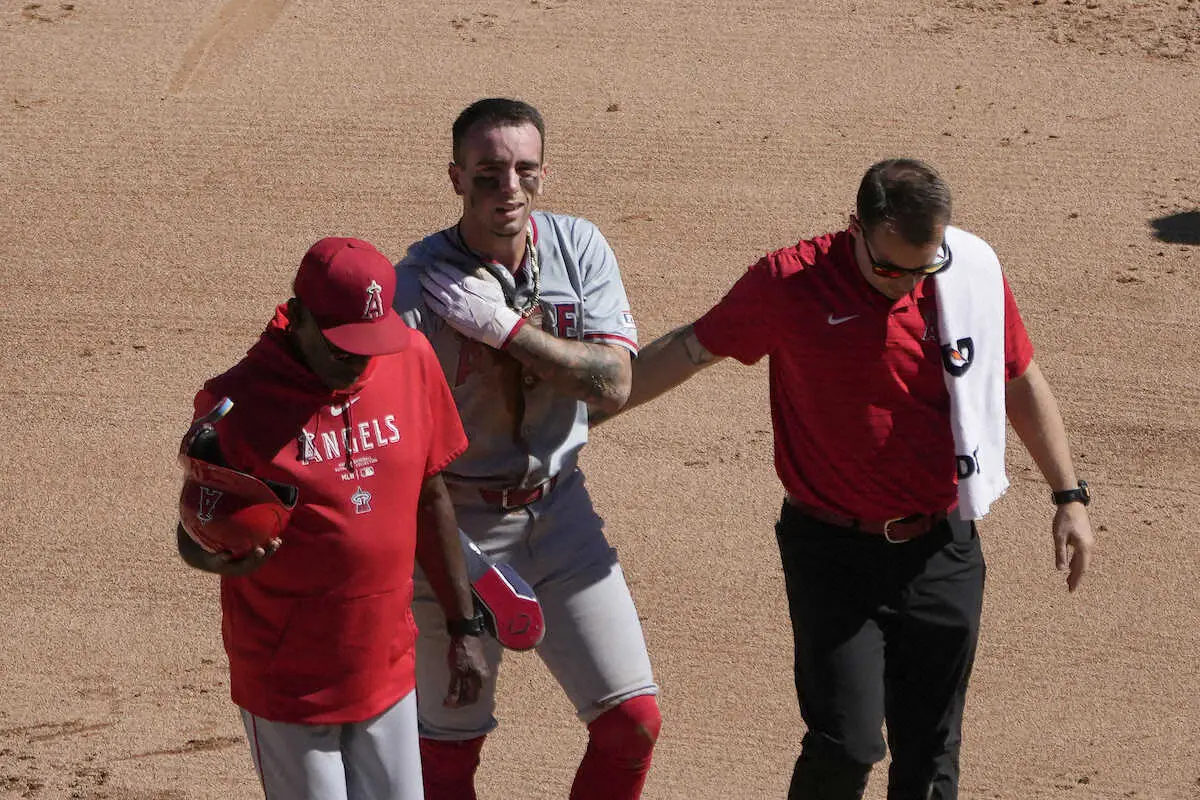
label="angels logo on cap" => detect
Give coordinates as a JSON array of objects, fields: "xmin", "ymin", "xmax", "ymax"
[
  {"xmin": 363, "ymin": 280, "xmax": 385, "ymax": 321},
  {"xmin": 294, "ymin": 237, "xmax": 411, "ymax": 356}
]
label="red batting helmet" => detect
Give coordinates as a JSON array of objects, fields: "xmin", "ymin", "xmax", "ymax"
[{"xmin": 178, "ymin": 398, "xmax": 298, "ymax": 557}]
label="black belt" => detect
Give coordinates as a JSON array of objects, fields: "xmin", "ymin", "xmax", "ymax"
[{"xmin": 785, "ymin": 495, "xmax": 949, "ymax": 543}]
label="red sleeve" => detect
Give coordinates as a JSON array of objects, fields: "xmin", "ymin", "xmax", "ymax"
[
  {"xmin": 190, "ymin": 386, "xmax": 260, "ymax": 474},
  {"xmin": 192, "ymin": 389, "xmax": 216, "ymax": 424},
  {"xmin": 418, "ymin": 336, "xmax": 469, "ymax": 476},
  {"xmin": 692, "ymin": 255, "xmax": 780, "ymax": 365},
  {"xmin": 1002, "ymin": 273, "xmax": 1034, "ymax": 381}
]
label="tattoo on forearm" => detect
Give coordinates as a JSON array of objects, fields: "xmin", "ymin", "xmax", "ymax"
[
  {"xmin": 586, "ymin": 369, "xmax": 617, "ymax": 403},
  {"xmin": 511, "ymin": 333, "xmax": 624, "ymax": 404},
  {"xmin": 565, "ymin": 347, "xmax": 621, "ymax": 403},
  {"xmin": 681, "ymin": 328, "xmax": 715, "ymax": 366}
]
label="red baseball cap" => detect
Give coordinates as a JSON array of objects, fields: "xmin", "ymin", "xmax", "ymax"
[{"xmin": 293, "ymin": 237, "xmax": 410, "ymax": 355}]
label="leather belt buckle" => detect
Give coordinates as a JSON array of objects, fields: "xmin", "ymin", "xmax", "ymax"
[
  {"xmin": 785, "ymin": 495, "xmax": 944, "ymax": 543},
  {"xmin": 483, "ymin": 475, "xmax": 559, "ymax": 511},
  {"xmin": 882, "ymin": 516, "xmax": 908, "ymax": 544},
  {"xmin": 500, "ymin": 484, "xmax": 537, "ymax": 509},
  {"xmin": 882, "ymin": 512, "xmax": 944, "ymax": 543}
]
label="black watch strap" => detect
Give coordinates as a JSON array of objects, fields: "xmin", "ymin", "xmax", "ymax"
[
  {"xmin": 446, "ymin": 611, "xmax": 487, "ymax": 637},
  {"xmin": 1052, "ymin": 479, "xmax": 1091, "ymax": 506}
]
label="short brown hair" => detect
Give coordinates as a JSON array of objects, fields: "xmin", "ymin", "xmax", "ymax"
[
  {"xmin": 452, "ymin": 98, "xmax": 546, "ymax": 162},
  {"xmin": 856, "ymin": 159, "xmax": 952, "ymax": 246}
]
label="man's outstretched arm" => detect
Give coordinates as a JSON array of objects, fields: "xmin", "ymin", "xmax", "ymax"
[{"xmin": 589, "ymin": 323, "xmax": 724, "ymax": 426}]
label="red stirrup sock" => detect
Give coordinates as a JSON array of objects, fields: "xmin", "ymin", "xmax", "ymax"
[
  {"xmin": 570, "ymin": 695, "xmax": 662, "ymax": 800},
  {"xmin": 420, "ymin": 735, "xmax": 486, "ymax": 800}
]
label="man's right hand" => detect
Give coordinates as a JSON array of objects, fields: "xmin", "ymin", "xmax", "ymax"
[
  {"xmin": 201, "ymin": 538, "xmax": 282, "ymax": 576},
  {"xmin": 420, "ymin": 263, "xmax": 524, "ymax": 350},
  {"xmin": 444, "ymin": 634, "xmax": 489, "ymax": 708},
  {"xmin": 177, "ymin": 523, "xmax": 281, "ymax": 576}
]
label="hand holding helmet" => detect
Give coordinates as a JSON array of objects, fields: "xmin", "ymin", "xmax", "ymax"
[{"xmin": 177, "ymin": 398, "xmax": 297, "ymax": 572}]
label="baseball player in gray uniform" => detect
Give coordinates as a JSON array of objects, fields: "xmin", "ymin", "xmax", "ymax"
[{"xmin": 392, "ymin": 98, "xmax": 661, "ymax": 800}]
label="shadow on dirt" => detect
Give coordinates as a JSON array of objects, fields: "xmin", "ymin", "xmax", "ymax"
[{"xmin": 1150, "ymin": 210, "xmax": 1200, "ymax": 245}]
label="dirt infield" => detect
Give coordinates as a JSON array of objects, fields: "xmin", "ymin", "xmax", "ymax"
[{"xmin": 1, "ymin": 0, "xmax": 1197, "ymax": 797}]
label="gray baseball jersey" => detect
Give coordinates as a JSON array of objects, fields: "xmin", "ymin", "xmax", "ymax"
[
  {"xmin": 395, "ymin": 211, "xmax": 657, "ymax": 739},
  {"xmin": 393, "ymin": 210, "xmax": 638, "ymax": 488}
]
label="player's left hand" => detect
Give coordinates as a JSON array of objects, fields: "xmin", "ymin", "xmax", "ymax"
[
  {"xmin": 444, "ymin": 634, "xmax": 489, "ymax": 707},
  {"xmin": 1052, "ymin": 502, "xmax": 1095, "ymax": 592},
  {"xmin": 420, "ymin": 263, "xmax": 523, "ymax": 350}
]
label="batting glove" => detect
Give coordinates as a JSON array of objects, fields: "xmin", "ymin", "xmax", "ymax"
[{"xmin": 420, "ymin": 264, "xmax": 525, "ymax": 350}]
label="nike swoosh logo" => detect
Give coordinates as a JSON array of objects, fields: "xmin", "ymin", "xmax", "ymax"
[
  {"xmin": 330, "ymin": 397, "xmax": 361, "ymax": 416},
  {"xmin": 827, "ymin": 314, "xmax": 859, "ymax": 326}
]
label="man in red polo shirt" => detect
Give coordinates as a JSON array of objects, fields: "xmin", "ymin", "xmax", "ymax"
[
  {"xmin": 602, "ymin": 160, "xmax": 1096, "ymax": 799},
  {"xmin": 176, "ymin": 237, "xmax": 488, "ymax": 800}
]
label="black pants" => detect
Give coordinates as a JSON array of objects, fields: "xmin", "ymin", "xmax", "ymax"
[{"xmin": 775, "ymin": 501, "xmax": 985, "ymax": 800}]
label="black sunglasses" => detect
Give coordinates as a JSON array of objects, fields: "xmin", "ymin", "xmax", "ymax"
[{"xmin": 861, "ymin": 233, "xmax": 953, "ymax": 279}]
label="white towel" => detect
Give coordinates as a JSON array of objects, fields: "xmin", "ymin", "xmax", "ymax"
[{"xmin": 933, "ymin": 226, "xmax": 1009, "ymax": 520}]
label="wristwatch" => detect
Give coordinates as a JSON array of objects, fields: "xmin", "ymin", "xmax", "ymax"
[
  {"xmin": 446, "ymin": 611, "xmax": 487, "ymax": 637},
  {"xmin": 1051, "ymin": 480, "xmax": 1091, "ymax": 507}
]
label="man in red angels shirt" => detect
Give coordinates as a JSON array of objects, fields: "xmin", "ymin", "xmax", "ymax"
[
  {"xmin": 176, "ymin": 236, "xmax": 488, "ymax": 800},
  {"xmin": 600, "ymin": 160, "xmax": 1096, "ymax": 799}
]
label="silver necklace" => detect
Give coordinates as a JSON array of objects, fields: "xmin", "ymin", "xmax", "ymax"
[
  {"xmin": 516, "ymin": 223, "xmax": 541, "ymax": 319},
  {"xmin": 456, "ymin": 222, "xmax": 540, "ymax": 318}
]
